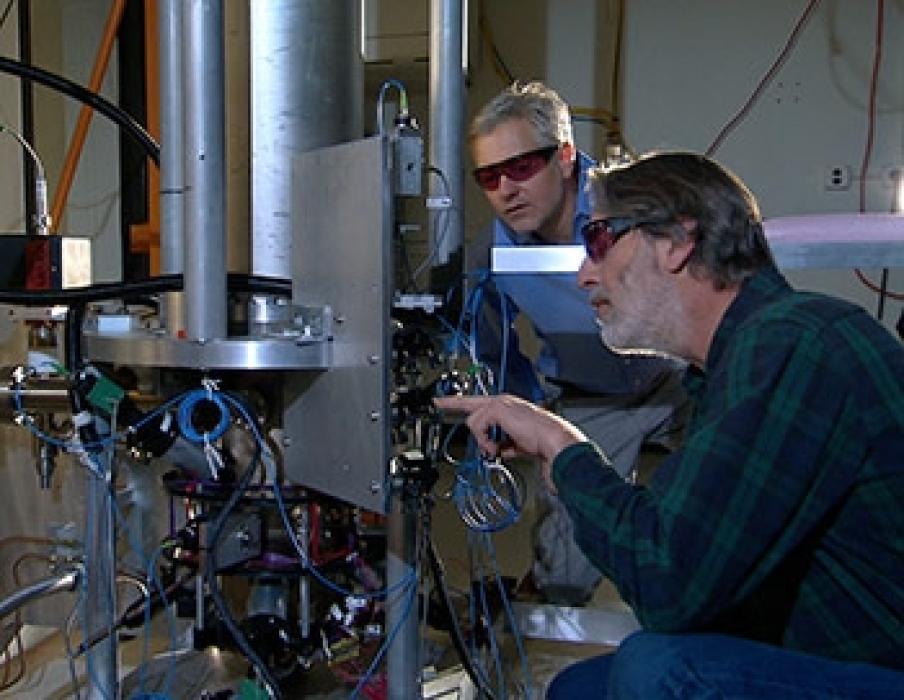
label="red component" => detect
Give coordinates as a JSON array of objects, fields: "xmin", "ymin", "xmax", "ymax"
[{"xmin": 25, "ymin": 238, "xmax": 52, "ymax": 290}]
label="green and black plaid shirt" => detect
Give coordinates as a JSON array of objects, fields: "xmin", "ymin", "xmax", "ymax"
[{"xmin": 554, "ymin": 266, "xmax": 904, "ymax": 669}]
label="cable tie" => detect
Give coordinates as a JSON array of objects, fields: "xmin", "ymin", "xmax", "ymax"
[{"xmin": 73, "ymin": 410, "xmax": 93, "ymax": 428}]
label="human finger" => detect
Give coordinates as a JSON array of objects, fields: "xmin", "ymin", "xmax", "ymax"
[{"xmin": 433, "ymin": 395, "xmax": 492, "ymax": 414}]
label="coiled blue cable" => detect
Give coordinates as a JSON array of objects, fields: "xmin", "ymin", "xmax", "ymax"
[{"xmin": 176, "ymin": 388, "xmax": 230, "ymax": 444}]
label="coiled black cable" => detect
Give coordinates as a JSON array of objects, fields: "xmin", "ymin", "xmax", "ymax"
[
  {"xmin": 0, "ymin": 272, "xmax": 291, "ymax": 306},
  {"xmin": 427, "ymin": 539, "xmax": 497, "ymax": 700},
  {"xmin": 0, "ymin": 56, "xmax": 160, "ymax": 165}
]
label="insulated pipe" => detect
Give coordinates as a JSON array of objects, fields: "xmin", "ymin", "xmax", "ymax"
[
  {"xmin": 250, "ymin": 0, "xmax": 362, "ymax": 279},
  {"xmin": 0, "ymin": 568, "xmax": 80, "ymax": 620},
  {"xmin": 159, "ymin": 0, "xmax": 186, "ymax": 335},
  {"xmin": 182, "ymin": 0, "xmax": 227, "ymax": 342},
  {"xmin": 428, "ymin": 0, "xmax": 465, "ymax": 265}
]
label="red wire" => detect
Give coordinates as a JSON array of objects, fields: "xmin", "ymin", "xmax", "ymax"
[
  {"xmin": 853, "ymin": 0, "xmax": 904, "ymax": 301},
  {"xmin": 705, "ymin": 0, "xmax": 821, "ymax": 156}
]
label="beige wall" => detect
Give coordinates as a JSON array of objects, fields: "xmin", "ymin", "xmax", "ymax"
[
  {"xmin": 623, "ymin": 0, "xmax": 904, "ymax": 333},
  {"xmin": 3, "ymin": 0, "xmax": 901, "ymax": 333},
  {"xmin": 0, "ymin": 6, "xmax": 24, "ymax": 231}
]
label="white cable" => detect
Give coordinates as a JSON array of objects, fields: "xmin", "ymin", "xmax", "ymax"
[{"xmin": 0, "ymin": 121, "xmax": 51, "ymax": 234}]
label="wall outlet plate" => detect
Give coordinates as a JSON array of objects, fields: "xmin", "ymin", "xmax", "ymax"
[{"xmin": 824, "ymin": 165, "xmax": 852, "ymax": 191}]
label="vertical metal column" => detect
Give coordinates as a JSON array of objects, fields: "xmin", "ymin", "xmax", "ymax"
[
  {"xmin": 182, "ymin": 0, "xmax": 226, "ymax": 342},
  {"xmin": 387, "ymin": 494, "xmax": 419, "ymax": 700},
  {"xmin": 84, "ymin": 467, "xmax": 117, "ymax": 699},
  {"xmin": 250, "ymin": 0, "xmax": 362, "ymax": 279},
  {"xmin": 159, "ymin": 0, "xmax": 185, "ymax": 336},
  {"xmin": 429, "ymin": 0, "xmax": 465, "ymax": 265}
]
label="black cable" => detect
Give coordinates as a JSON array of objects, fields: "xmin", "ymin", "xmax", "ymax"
[
  {"xmin": 0, "ymin": 56, "xmax": 160, "ymax": 165},
  {"xmin": 0, "ymin": 272, "xmax": 291, "ymax": 306},
  {"xmin": 226, "ymin": 273, "xmax": 291, "ymax": 297},
  {"xmin": 17, "ymin": 2, "xmax": 36, "ymax": 229},
  {"xmin": 0, "ymin": 275, "xmax": 182, "ymax": 306},
  {"xmin": 427, "ymin": 538, "xmax": 497, "ymax": 700},
  {"xmin": 75, "ymin": 572, "xmax": 194, "ymax": 657},
  {"xmin": 64, "ymin": 302, "xmax": 84, "ymax": 373}
]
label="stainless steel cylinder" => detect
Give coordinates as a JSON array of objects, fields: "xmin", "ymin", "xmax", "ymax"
[
  {"xmin": 159, "ymin": 0, "xmax": 186, "ymax": 336},
  {"xmin": 182, "ymin": 0, "xmax": 227, "ymax": 342},
  {"xmin": 250, "ymin": 0, "xmax": 363, "ymax": 279},
  {"xmin": 429, "ymin": 0, "xmax": 465, "ymax": 265}
]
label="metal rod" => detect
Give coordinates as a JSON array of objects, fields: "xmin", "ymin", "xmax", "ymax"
[
  {"xmin": 428, "ymin": 0, "xmax": 465, "ymax": 265},
  {"xmin": 386, "ymin": 491, "xmax": 419, "ymax": 700},
  {"xmin": 298, "ymin": 505, "xmax": 311, "ymax": 639},
  {"xmin": 83, "ymin": 464, "xmax": 118, "ymax": 699},
  {"xmin": 182, "ymin": 0, "xmax": 226, "ymax": 342},
  {"xmin": 0, "ymin": 568, "xmax": 80, "ymax": 620},
  {"xmin": 159, "ymin": 0, "xmax": 186, "ymax": 336}
]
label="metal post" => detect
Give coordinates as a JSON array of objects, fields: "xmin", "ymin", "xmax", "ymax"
[
  {"xmin": 84, "ymin": 465, "xmax": 118, "ymax": 699},
  {"xmin": 429, "ymin": 0, "xmax": 465, "ymax": 265},
  {"xmin": 250, "ymin": 0, "xmax": 362, "ymax": 279},
  {"xmin": 159, "ymin": 0, "xmax": 185, "ymax": 336},
  {"xmin": 182, "ymin": 0, "xmax": 226, "ymax": 342},
  {"xmin": 386, "ymin": 490, "xmax": 419, "ymax": 700},
  {"xmin": 298, "ymin": 505, "xmax": 311, "ymax": 639}
]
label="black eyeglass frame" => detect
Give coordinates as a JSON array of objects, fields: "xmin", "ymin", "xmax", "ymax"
[
  {"xmin": 472, "ymin": 145, "xmax": 560, "ymax": 191},
  {"xmin": 581, "ymin": 216, "xmax": 665, "ymax": 263}
]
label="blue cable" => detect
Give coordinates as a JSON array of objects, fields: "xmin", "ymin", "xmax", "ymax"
[
  {"xmin": 80, "ymin": 456, "xmax": 114, "ymax": 700},
  {"xmin": 112, "ymin": 497, "xmax": 177, "ymax": 700},
  {"xmin": 484, "ymin": 533, "xmax": 534, "ymax": 695},
  {"xmin": 176, "ymin": 388, "xmax": 230, "ymax": 444},
  {"xmin": 11, "ymin": 382, "xmax": 189, "ymax": 455},
  {"xmin": 350, "ymin": 575, "xmax": 418, "ymax": 699},
  {"xmin": 220, "ymin": 392, "xmax": 417, "ymax": 602},
  {"xmin": 475, "ymin": 559, "xmax": 506, "ymax": 698}
]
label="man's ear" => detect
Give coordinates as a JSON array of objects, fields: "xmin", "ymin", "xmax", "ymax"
[
  {"xmin": 657, "ymin": 218, "xmax": 697, "ymax": 274},
  {"xmin": 559, "ymin": 142, "xmax": 576, "ymax": 179}
]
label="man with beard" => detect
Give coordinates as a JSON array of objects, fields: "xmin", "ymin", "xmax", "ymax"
[{"xmin": 439, "ymin": 152, "xmax": 904, "ymax": 698}]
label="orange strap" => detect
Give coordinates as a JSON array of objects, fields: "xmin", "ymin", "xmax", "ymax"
[{"xmin": 50, "ymin": 0, "xmax": 127, "ymax": 233}]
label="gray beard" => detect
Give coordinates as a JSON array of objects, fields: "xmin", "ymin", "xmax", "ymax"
[{"xmin": 596, "ymin": 318, "xmax": 678, "ymax": 361}]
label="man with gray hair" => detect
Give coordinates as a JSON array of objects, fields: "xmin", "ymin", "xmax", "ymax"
[
  {"xmin": 440, "ymin": 151, "xmax": 904, "ymax": 697},
  {"xmin": 468, "ymin": 82, "xmax": 687, "ymax": 603}
]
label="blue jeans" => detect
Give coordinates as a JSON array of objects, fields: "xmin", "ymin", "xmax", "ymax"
[{"xmin": 546, "ymin": 632, "xmax": 904, "ymax": 699}]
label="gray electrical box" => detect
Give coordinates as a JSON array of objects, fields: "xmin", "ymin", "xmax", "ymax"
[{"xmin": 392, "ymin": 125, "xmax": 423, "ymax": 197}]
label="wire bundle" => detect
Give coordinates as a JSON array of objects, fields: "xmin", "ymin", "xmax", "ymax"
[{"xmin": 452, "ymin": 457, "xmax": 523, "ymax": 533}]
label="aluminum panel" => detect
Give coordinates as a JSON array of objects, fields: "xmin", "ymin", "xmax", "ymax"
[
  {"xmin": 284, "ymin": 137, "xmax": 392, "ymax": 513},
  {"xmin": 491, "ymin": 214, "xmax": 904, "ymax": 274}
]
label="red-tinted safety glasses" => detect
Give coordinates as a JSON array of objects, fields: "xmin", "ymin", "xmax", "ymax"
[
  {"xmin": 581, "ymin": 216, "xmax": 663, "ymax": 263},
  {"xmin": 472, "ymin": 145, "xmax": 559, "ymax": 191}
]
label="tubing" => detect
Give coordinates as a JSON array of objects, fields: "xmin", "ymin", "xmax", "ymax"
[
  {"xmin": 0, "ymin": 568, "xmax": 80, "ymax": 620},
  {"xmin": 0, "ymin": 57, "xmax": 160, "ymax": 165}
]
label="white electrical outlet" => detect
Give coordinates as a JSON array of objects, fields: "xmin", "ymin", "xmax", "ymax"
[{"xmin": 824, "ymin": 165, "xmax": 852, "ymax": 191}]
